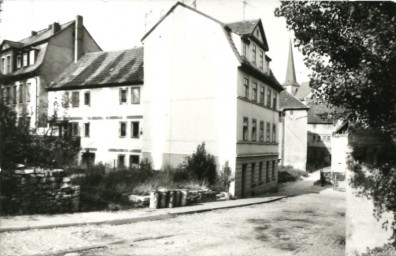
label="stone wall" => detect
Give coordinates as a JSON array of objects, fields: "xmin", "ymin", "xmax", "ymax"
[{"xmin": 0, "ymin": 168, "xmax": 80, "ymax": 215}]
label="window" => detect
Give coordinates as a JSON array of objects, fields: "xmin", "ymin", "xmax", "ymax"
[
  {"xmin": 272, "ymin": 124, "xmax": 276, "ymax": 142},
  {"xmin": 118, "ymin": 155, "xmax": 125, "ymax": 169},
  {"xmin": 84, "ymin": 91, "xmax": 90, "ymax": 106},
  {"xmin": 243, "ymin": 117, "xmax": 249, "ymax": 141},
  {"xmin": 242, "ymin": 42, "xmax": 247, "ymax": 57},
  {"xmin": 251, "ymin": 44, "xmax": 256, "ymax": 65},
  {"xmin": 84, "ymin": 123, "xmax": 90, "ymax": 137},
  {"xmin": 17, "ymin": 56, "xmax": 21, "ymax": 69},
  {"xmin": 19, "ymin": 83, "xmax": 24, "ymax": 104},
  {"xmin": 131, "ymin": 121, "xmax": 139, "ymax": 138},
  {"xmin": 6, "ymin": 87, "xmax": 10, "ymax": 105},
  {"xmin": 266, "ymin": 123, "xmax": 271, "ymax": 142},
  {"xmin": 26, "ymin": 83, "xmax": 31, "ymax": 102},
  {"xmin": 252, "ymin": 119, "xmax": 257, "ymax": 141},
  {"xmin": 130, "ymin": 155, "xmax": 140, "ymax": 168},
  {"xmin": 243, "ymin": 78, "xmax": 249, "ymax": 98},
  {"xmin": 23, "ymin": 53, "xmax": 28, "ymax": 67},
  {"xmin": 259, "ymin": 162, "xmax": 263, "ymax": 181},
  {"xmin": 252, "ymin": 82, "xmax": 257, "ymax": 102},
  {"xmin": 290, "ymin": 110, "xmax": 294, "ymax": 115},
  {"xmin": 259, "ymin": 50, "xmax": 263, "ymax": 70},
  {"xmin": 12, "ymin": 86, "xmax": 17, "ymax": 105},
  {"xmin": 266, "ymin": 161, "xmax": 270, "ymax": 182},
  {"xmin": 120, "ymin": 122, "xmax": 127, "ymax": 137},
  {"xmin": 131, "ymin": 87, "xmax": 140, "ymax": 104},
  {"xmin": 1, "ymin": 58, "xmax": 5, "ymax": 73},
  {"xmin": 72, "ymin": 92, "xmax": 79, "ymax": 107},
  {"xmin": 0, "ymin": 88, "xmax": 3, "ymax": 104},
  {"xmin": 120, "ymin": 88, "xmax": 127, "ymax": 104},
  {"xmin": 273, "ymin": 93, "xmax": 277, "ymax": 109},
  {"xmin": 260, "ymin": 86, "xmax": 265, "ymax": 105},
  {"xmin": 251, "ymin": 163, "xmax": 255, "ymax": 185},
  {"xmin": 272, "ymin": 160, "xmax": 276, "ymax": 181},
  {"xmin": 6, "ymin": 56, "xmax": 11, "ymax": 74},
  {"xmin": 69, "ymin": 122, "xmax": 79, "ymax": 136},
  {"xmin": 259, "ymin": 121, "xmax": 264, "ymax": 142},
  {"xmin": 317, "ymin": 135, "xmax": 321, "ymax": 142},
  {"xmin": 267, "ymin": 89, "xmax": 272, "ymax": 107},
  {"xmin": 63, "ymin": 92, "xmax": 69, "ymax": 107},
  {"xmin": 29, "ymin": 50, "xmax": 35, "ymax": 66}
]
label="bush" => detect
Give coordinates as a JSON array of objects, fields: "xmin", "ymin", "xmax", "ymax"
[{"xmin": 278, "ymin": 165, "xmax": 308, "ymax": 183}]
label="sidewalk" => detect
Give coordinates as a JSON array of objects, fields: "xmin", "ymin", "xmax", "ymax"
[{"xmin": 0, "ymin": 195, "xmax": 285, "ymax": 232}]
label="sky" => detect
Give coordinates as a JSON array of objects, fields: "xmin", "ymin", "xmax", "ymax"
[{"xmin": 0, "ymin": 0, "xmax": 311, "ymax": 83}]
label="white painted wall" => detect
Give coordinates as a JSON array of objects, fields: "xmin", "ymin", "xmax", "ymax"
[
  {"xmin": 307, "ymin": 123, "xmax": 333, "ymax": 150},
  {"xmin": 279, "ymin": 109, "xmax": 308, "ymax": 170},
  {"xmin": 48, "ymin": 85, "xmax": 143, "ymax": 167},
  {"xmin": 142, "ymin": 5, "xmax": 239, "ymax": 170},
  {"xmin": 331, "ymin": 134, "xmax": 348, "ymax": 173}
]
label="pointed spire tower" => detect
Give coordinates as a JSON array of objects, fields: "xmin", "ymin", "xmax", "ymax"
[{"xmin": 283, "ymin": 40, "xmax": 300, "ymax": 95}]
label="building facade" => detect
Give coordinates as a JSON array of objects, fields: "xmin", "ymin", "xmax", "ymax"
[
  {"xmin": 48, "ymin": 48, "xmax": 143, "ymax": 168},
  {"xmin": 0, "ymin": 16, "xmax": 101, "ymax": 132},
  {"xmin": 141, "ymin": 3, "xmax": 283, "ymax": 198}
]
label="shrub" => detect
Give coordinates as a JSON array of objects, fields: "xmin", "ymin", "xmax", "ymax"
[
  {"xmin": 278, "ymin": 165, "xmax": 308, "ymax": 183},
  {"xmin": 212, "ymin": 161, "xmax": 233, "ymax": 192}
]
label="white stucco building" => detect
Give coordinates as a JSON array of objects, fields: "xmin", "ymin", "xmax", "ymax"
[{"xmin": 141, "ymin": 3, "xmax": 283, "ymax": 197}]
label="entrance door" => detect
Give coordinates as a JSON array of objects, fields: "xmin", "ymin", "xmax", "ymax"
[{"xmin": 241, "ymin": 164, "xmax": 247, "ymax": 198}]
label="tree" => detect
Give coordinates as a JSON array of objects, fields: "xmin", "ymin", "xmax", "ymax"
[
  {"xmin": 275, "ymin": 2, "xmax": 396, "ymax": 245},
  {"xmin": 183, "ymin": 142, "xmax": 217, "ymax": 185}
]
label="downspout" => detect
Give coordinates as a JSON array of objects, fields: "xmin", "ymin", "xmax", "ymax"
[
  {"xmin": 281, "ymin": 110, "xmax": 286, "ymax": 166},
  {"xmin": 34, "ymin": 76, "xmax": 38, "ymax": 131}
]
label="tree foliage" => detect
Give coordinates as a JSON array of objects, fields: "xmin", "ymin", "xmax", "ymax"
[
  {"xmin": 275, "ymin": 2, "xmax": 396, "ymax": 138},
  {"xmin": 0, "ymin": 103, "xmax": 80, "ymax": 170}
]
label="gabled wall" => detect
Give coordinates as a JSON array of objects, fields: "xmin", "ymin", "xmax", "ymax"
[{"xmin": 142, "ymin": 5, "xmax": 239, "ymax": 170}]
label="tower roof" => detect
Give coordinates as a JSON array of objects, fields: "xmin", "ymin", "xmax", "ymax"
[{"xmin": 283, "ymin": 40, "xmax": 299, "ymax": 87}]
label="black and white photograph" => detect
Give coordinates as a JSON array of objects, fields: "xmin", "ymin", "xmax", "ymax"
[{"xmin": 0, "ymin": 0, "xmax": 395, "ymax": 255}]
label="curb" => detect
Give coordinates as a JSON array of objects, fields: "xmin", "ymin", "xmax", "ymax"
[{"xmin": 0, "ymin": 196, "xmax": 286, "ymax": 233}]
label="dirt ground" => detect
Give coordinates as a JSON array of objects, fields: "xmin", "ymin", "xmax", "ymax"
[{"xmin": 0, "ymin": 185, "xmax": 345, "ymax": 256}]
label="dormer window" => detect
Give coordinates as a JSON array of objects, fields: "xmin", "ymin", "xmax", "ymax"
[
  {"xmin": 16, "ymin": 55, "xmax": 22, "ymax": 69},
  {"xmin": 29, "ymin": 50, "xmax": 36, "ymax": 66},
  {"xmin": 23, "ymin": 53, "xmax": 28, "ymax": 67}
]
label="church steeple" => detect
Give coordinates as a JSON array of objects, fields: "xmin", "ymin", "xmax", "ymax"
[{"xmin": 283, "ymin": 40, "xmax": 300, "ymax": 95}]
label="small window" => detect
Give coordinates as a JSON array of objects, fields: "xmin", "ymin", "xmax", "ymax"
[
  {"xmin": 69, "ymin": 122, "xmax": 79, "ymax": 136},
  {"xmin": 6, "ymin": 56, "xmax": 11, "ymax": 74},
  {"xmin": 260, "ymin": 86, "xmax": 265, "ymax": 105},
  {"xmin": 272, "ymin": 124, "xmax": 276, "ymax": 142},
  {"xmin": 267, "ymin": 89, "xmax": 272, "ymax": 107},
  {"xmin": 17, "ymin": 56, "xmax": 22, "ymax": 69},
  {"xmin": 62, "ymin": 92, "xmax": 69, "ymax": 107},
  {"xmin": 131, "ymin": 121, "xmax": 139, "ymax": 138},
  {"xmin": 273, "ymin": 94, "xmax": 277, "ymax": 109},
  {"xmin": 72, "ymin": 92, "xmax": 79, "ymax": 107},
  {"xmin": 242, "ymin": 42, "xmax": 247, "ymax": 57},
  {"xmin": 251, "ymin": 163, "xmax": 255, "ymax": 185},
  {"xmin": 118, "ymin": 155, "xmax": 125, "ymax": 169},
  {"xmin": 19, "ymin": 84, "xmax": 23, "ymax": 103},
  {"xmin": 290, "ymin": 110, "xmax": 294, "ymax": 115},
  {"xmin": 12, "ymin": 86, "xmax": 17, "ymax": 105},
  {"xmin": 266, "ymin": 123, "xmax": 271, "ymax": 142},
  {"xmin": 120, "ymin": 122, "xmax": 127, "ymax": 137},
  {"xmin": 266, "ymin": 161, "xmax": 270, "ymax": 182},
  {"xmin": 131, "ymin": 87, "xmax": 140, "ymax": 104},
  {"xmin": 84, "ymin": 122, "xmax": 90, "ymax": 137},
  {"xmin": 243, "ymin": 117, "xmax": 249, "ymax": 141},
  {"xmin": 26, "ymin": 83, "xmax": 31, "ymax": 102},
  {"xmin": 272, "ymin": 160, "xmax": 276, "ymax": 181},
  {"xmin": 252, "ymin": 82, "xmax": 257, "ymax": 102},
  {"xmin": 130, "ymin": 155, "xmax": 140, "ymax": 168},
  {"xmin": 23, "ymin": 53, "xmax": 28, "ymax": 67},
  {"xmin": 0, "ymin": 88, "xmax": 3, "ymax": 104},
  {"xmin": 84, "ymin": 91, "xmax": 90, "ymax": 106},
  {"xmin": 6, "ymin": 87, "xmax": 10, "ymax": 105},
  {"xmin": 1, "ymin": 58, "xmax": 5, "ymax": 73},
  {"xmin": 259, "ymin": 162, "xmax": 263, "ymax": 181},
  {"xmin": 251, "ymin": 44, "xmax": 256, "ymax": 65},
  {"xmin": 252, "ymin": 119, "xmax": 257, "ymax": 141},
  {"xmin": 243, "ymin": 78, "xmax": 249, "ymax": 98},
  {"xmin": 29, "ymin": 50, "xmax": 35, "ymax": 66},
  {"xmin": 259, "ymin": 121, "xmax": 264, "ymax": 142},
  {"xmin": 120, "ymin": 88, "xmax": 127, "ymax": 104},
  {"xmin": 259, "ymin": 50, "xmax": 263, "ymax": 70}
]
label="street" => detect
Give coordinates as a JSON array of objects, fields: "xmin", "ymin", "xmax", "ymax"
[{"xmin": 0, "ymin": 174, "xmax": 346, "ymax": 256}]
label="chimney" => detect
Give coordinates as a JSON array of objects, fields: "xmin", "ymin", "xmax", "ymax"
[
  {"xmin": 51, "ymin": 22, "xmax": 61, "ymax": 35},
  {"xmin": 31, "ymin": 31, "xmax": 37, "ymax": 36},
  {"xmin": 74, "ymin": 15, "xmax": 83, "ymax": 63}
]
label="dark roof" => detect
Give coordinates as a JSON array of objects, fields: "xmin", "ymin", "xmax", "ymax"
[
  {"xmin": 19, "ymin": 21, "xmax": 74, "ymax": 46},
  {"xmin": 279, "ymin": 91, "xmax": 309, "ymax": 110},
  {"xmin": 49, "ymin": 47, "xmax": 144, "ymax": 90},
  {"xmin": 294, "ymin": 81, "xmax": 312, "ymax": 100},
  {"xmin": 1, "ymin": 40, "xmax": 24, "ymax": 49},
  {"xmin": 283, "ymin": 40, "xmax": 299, "ymax": 87},
  {"xmin": 307, "ymin": 102, "xmax": 334, "ymax": 124},
  {"xmin": 226, "ymin": 20, "xmax": 259, "ymax": 35}
]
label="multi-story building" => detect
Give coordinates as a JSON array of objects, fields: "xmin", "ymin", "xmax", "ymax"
[
  {"xmin": 47, "ymin": 47, "xmax": 143, "ymax": 167},
  {"xmin": 0, "ymin": 15, "xmax": 101, "ymax": 131},
  {"xmin": 141, "ymin": 2, "xmax": 283, "ymax": 197}
]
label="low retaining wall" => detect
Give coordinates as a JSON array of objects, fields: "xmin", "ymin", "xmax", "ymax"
[{"xmin": 0, "ymin": 168, "xmax": 80, "ymax": 215}]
